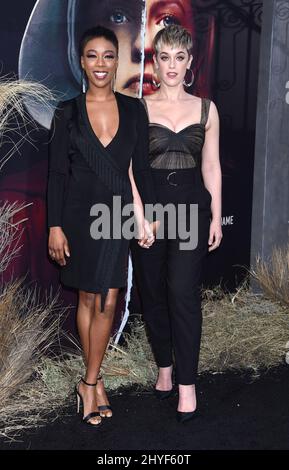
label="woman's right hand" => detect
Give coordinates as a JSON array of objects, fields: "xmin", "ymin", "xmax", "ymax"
[{"xmin": 48, "ymin": 226, "xmax": 70, "ymax": 266}]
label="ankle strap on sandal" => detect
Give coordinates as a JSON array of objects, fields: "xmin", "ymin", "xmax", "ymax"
[
  {"xmin": 97, "ymin": 374, "xmax": 103, "ymax": 381},
  {"xmin": 81, "ymin": 377, "xmax": 97, "ymax": 387}
]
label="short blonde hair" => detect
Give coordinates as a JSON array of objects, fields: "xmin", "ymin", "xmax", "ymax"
[{"xmin": 153, "ymin": 25, "xmax": 193, "ymax": 56}]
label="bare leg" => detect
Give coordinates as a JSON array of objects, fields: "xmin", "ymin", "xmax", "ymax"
[
  {"xmin": 155, "ymin": 365, "xmax": 173, "ymax": 391},
  {"xmin": 178, "ymin": 384, "xmax": 197, "ymax": 412},
  {"xmin": 78, "ymin": 288, "xmax": 119, "ymax": 422},
  {"xmin": 77, "ymin": 290, "xmax": 95, "ymax": 364}
]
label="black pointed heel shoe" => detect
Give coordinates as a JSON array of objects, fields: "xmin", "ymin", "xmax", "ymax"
[
  {"xmin": 75, "ymin": 377, "xmax": 102, "ymax": 427},
  {"xmin": 176, "ymin": 410, "xmax": 198, "ymax": 423},
  {"xmin": 154, "ymin": 388, "xmax": 174, "ymax": 400}
]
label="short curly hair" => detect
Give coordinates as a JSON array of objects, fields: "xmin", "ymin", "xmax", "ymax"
[
  {"xmin": 79, "ymin": 25, "xmax": 119, "ymax": 57},
  {"xmin": 153, "ymin": 25, "xmax": 193, "ymax": 56}
]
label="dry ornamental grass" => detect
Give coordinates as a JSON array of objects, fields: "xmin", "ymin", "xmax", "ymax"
[
  {"xmin": 251, "ymin": 244, "xmax": 289, "ymax": 307},
  {"xmin": 0, "ymin": 76, "xmax": 57, "ymax": 170}
]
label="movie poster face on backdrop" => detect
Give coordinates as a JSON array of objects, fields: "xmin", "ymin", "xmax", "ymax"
[
  {"xmin": 19, "ymin": 0, "xmax": 215, "ymax": 126},
  {"xmin": 0, "ymin": 1, "xmax": 262, "ymax": 329}
]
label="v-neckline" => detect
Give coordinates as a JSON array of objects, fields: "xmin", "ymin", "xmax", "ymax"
[{"xmin": 82, "ymin": 91, "xmax": 121, "ymax": 150}]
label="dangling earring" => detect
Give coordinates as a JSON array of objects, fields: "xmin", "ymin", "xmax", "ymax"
[
  {"xmin": 112, "ymin": 72, "xmax": 117, "ymax": 92},
  {"xmin": 183, "ymin": 68, "xmax": 194, "ymax": 88},
  {"xmin": 152, "ymin": 62, "xmax": 160, "ymax": 88},
  {"xmin": 152, "ymin": 76, "xmax": 160, "ymax": 88},
  {"xmin": 82, "ymin": 69, "xmax": 86, "ymax": 93}
]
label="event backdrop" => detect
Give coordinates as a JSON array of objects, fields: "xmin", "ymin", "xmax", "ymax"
[{"xmin": 0, "ymin": 0, "xmax": 263, "ymax": 337}]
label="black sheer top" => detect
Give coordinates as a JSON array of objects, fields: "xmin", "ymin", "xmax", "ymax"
[{"xmin": 141, "ymin": 98, "xmax": 211, "ymax": 170}]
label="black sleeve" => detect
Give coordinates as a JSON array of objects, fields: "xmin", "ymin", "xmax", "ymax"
[
  {"xmin": 131, "ymin": 99, "xmax": 157, "ymax": 221},
  {"xmin": 47, "ymin": 102, "xmax": 70, "ymax": 228}
]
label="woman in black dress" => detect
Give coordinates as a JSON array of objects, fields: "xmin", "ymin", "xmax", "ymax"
[
  {"xmin": 47, "ymin": 26, "xmax": 155, "ymax": 426},
  {"xmin": 131, "ymin": 25, "xmax": 222, "ymax": 423}
]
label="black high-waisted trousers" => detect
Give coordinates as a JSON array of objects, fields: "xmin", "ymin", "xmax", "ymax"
[{"xmin": 130, "ymin": 168, "xmax": 211, "ymax": 385}]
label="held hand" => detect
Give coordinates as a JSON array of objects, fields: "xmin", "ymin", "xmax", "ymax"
[
  {"xmin": 138, "ymin": 220, "xmax": 160, "ymax": 249},
  {"xmin": 138, "ymin": 219, "xmax": 155, "ymax": 249},
  {"xmin": 48, "ymin": 226, "xmax": 70, "ymax": 266},
  {"xmin": 208, "ymin": 219, "xmax": 223, "ymax": 252}
]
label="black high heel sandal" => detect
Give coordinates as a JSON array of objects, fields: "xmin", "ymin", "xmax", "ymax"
[
  {"xmin": 96, "ymin": 374, "xmax": 113, "ymax": 418},
  {"xmin": 75, "ymin": 377, "xmax": 102, "ymax": 427}
]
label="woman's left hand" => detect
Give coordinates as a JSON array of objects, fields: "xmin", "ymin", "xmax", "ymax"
[{"xmin": 208, "ymin": 219, "xmax": 223, "ymax": 251}]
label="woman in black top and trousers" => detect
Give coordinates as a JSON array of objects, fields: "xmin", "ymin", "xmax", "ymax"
[
  {"xmin": 131, "ymin": 25, "xmax": 222, "ymax": 423},
  {"xmin": 47, "ymin": 26, "xmax": 155, "ymax": 426}
]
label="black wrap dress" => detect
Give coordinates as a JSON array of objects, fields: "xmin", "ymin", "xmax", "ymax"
[{"xmin": 47, "ymin": 92, "xmax": 155, "ymax": 310}]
